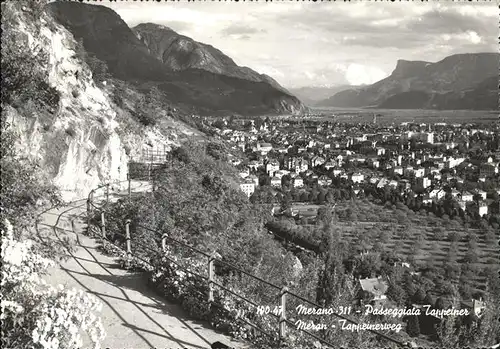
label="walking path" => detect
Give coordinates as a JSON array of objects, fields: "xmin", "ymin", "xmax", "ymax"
[{"xmin": 36, "ymin": 183, "xmax": 249, "ymax": 349}]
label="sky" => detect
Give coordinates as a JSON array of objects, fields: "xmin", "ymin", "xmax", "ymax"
[{"xmin": 102, "ymin": 1, "xmax": 498, "ymax": 88}]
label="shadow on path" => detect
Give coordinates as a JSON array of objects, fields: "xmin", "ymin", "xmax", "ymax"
[{"xmin": 35, "ymin": 192, "xmax": 246, "ymax": 349}]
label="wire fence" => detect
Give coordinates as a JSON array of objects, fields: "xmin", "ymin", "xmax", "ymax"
[{"xmin": 86, "ymin": 174, "xmax": 411, "ymax": 348}]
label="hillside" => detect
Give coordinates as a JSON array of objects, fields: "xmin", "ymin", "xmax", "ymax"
[
  {"xmin": 378, "ymin": 76, "xmax": 499, "ymax": 110},
  {"xmin": 47, "ymin": 3, "xmax": 305, "ymax": 116},
  {"xmin": 1, "ymin": 1, "xmax": 193, "ymax": 200},
  {"xmin": 318, "ymin": 53, "xmax": 499, "ymax": 110},
  {"xmin": 133, "ymin": 23, "xmax": 289, "ymax": 93}
]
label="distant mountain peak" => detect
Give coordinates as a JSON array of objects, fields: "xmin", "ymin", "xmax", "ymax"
[
  {"xmin": 48, "ymin": 2, "xmax": 304, "ymax": 116},
  {"xmin": 392, "ymin": 59, "xmax": 430, "ymax": 78},
  {"xmin": 136, "ymin": 22, "xmax": 175, "ymax": 32},
  {"xmin": 316, "ymin": 52, "xmax": 499, "ymax": 111},
  {"xmin": 132, "ymin": 23, "xmax": 291, "ymax": 94}
]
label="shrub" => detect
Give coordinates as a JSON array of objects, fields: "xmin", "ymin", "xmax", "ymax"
[
  {"xmin": 1, "ymin": 219, "xmax": 106, "ymax": 349},
  {"xmin": 133, "ymin": 86, "xmax": 165, "ymax": 126},
  {"xmin": 1, "ymin": 22, "xmax": 60, "ymax": 110},
  {"xmin": 0, "ymin": 118, "xmax": 61, "ymax": 236}
]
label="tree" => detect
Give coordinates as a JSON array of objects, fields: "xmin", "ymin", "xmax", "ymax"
[
  {"xmin": 387, "ymin": 281, "xmax": 406, "ymax": 306},
  {"xmin": 206, "ymin": 141, "xmax": 228, "ymax": 161},
  {"xmin": 448, "ymin": 230, "xmax": 460, "ymax": 242},
  {"xmin": 423, "ymin": 293, "xmax": 435, "ymax": 308},
  {"xmin": 406, "ymin": 315, "xmax": 421, "ymax": 337},
  {"xmin": 85, "ymin": 54, "xmax": 110, "ymax": 84},
  {"xmin": 412, "ymin": 288, "xmax": 426, "ymax": 304},
  {"xmin": 433, "ymin": 227, "xmax": 445, "ymax": 240}
]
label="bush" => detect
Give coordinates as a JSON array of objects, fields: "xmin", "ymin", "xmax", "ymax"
[
  {"xmin": 1, "ymin": 21, "xmax": 60, "ymax": 110},
  {"xmin": 133, "ymin": 86, "xmax": 165, "ymax": 126},
  {"xmin": 0, "ymin": 119, "xmax": 61, "ymax": 235},
  {"xmin": 1, "ymin": 219, "xmax": 106, "ymax": 349}
]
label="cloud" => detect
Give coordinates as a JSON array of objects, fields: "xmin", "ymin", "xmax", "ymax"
[
  {"xmin": 220, "ymin": 24, "xmax": 265, "ymax": 37},
  {"xmin": 101, "ymin": 1, "xmax": 498, "ymax": 88},
  {"xmin": 345, "ymin": 64, "xmax": 387, "ymax": 86},
  {"xmin": 163, "ymin": 21, "xmax": 193, "ymax": 34}
]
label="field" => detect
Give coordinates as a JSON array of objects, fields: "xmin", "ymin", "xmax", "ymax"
[
  {"xmin": 309, "ymin": 106, "xmax": 499, "ymax": 124},
  {"xmin": 293, "ymin": 199, "xmax": 499, "ymax": 296}
]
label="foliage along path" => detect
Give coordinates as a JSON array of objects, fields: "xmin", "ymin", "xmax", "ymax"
[{"xmin": 36, "ymin": 182, "xmax": 249, "ymax": 349}]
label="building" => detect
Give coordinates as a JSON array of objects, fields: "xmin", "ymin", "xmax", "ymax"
[
  {"xmin": 429, "ymin": 189, "xmax": 446, "ymax": 200},
  {"xmin": 421, "ymin": 132, "xmax": 434, "ymax": 144},
  {"xmin": 417, "ymin": 177, "xmax": 431, "ymax": 189},
  {"xmin": 239, "ymin": 168, "xmax": 250, "ymax": 178},
  {"xmin": 324, "ymin": 161, "xmax": 336, "ymax": 170},
  {"xmin": 478, "ymin": 202, "xmax": 489, "ymax": 217},
  {"xmin": 461, "ymin": 192, "xmax": 473, "ymax": 202},
  {"xmin": 404, "ymin": 166, "xmax": 414, "ymax": 177},
  {"xmin": 457, "ymin": 200, "xmax": 467, "ymax": 211},
  {"xmin": 274, "ymin": 169, "xmax": 290, "ymax": 179},
  {"xmin": 480, "ymin": 163, "xmax": 498, "ymax": 178},
  {"xmin": 368, "ymin": 158, "xmax": 380, "ymax": 169},
  {"xmin": 318, "ymin": 175, "xmax": 332, "ymax": 187},
  {"xmin": 256, "ymin": 142, "xmax": 273, "ymax": 155},
  {"xmin": 266, "ymin": 160, "xmax": 280, "ymax": 176},
  {"xmin": 414, "ymin": 167, "xmax": 425, "ymax": 178},
  {"xmin": 473, "ymin": 189, "xmax": 487, "ymax": 201},
  {"xmin": 311, "ymin": 156, "xmax": 326, "ymax": 168},
  {"xmin": 293, "ymin": 177, "xmax": 304, "ymax": 188},
  {"xmin": 247, "ymin": 174, "xmax": 259, "ymax": 186},
  {"xmin": 351, "ymin": 173, "xmax": 364, "ymax": 183},
  {"xmin": 239, "ymin": 181, "xmax": 255, "ymax": 197},
  {"xmin": 359, "ymin": 277, "xmax": 388, "ymax": 304},
  {"xmin": 445, "ymin": 157, "xmax": 465, "ymax": 169},
  {"xmin": 287, "ymin": 157, "xmax": 309, "ymax": 173},
  {"xmin": 271, "ymin": 176, "xmax": 282, "ymax": 188},
  {"xmin": 248, "ymin": 160, "xmax": 261, "ymax": 171},
  {"xmin": 461, "ymin": 298, "xmax": 486, "ymax": 318}
]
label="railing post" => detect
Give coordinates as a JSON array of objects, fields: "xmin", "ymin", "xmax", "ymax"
[
  {"xmin": 128, "ymin": 177, "xmax": 132, "ymax": 202},
  {"xmin": 86, "ymin": 199, "xmax": 91, "ymax": 229},
  {"xmin": 279, "ymin": 286, "xmax": 288, "ymax": 341},
  {"xmin": 106, "ymin": 183, "xmax": 110, "ymax": 206},
  {"xmin": 125, "ymin": 219, "xmax": 131, "ymax": 255},
  {"xmin": 87, "ymin": 199, "xmax": 90, "ymax": 233},
  {"xmin": 152, "ymin": 167, "xmax": 156, "ymax": 193},
  {"xmin": 101, "ymin": 211, "xmax": 106, "ymax": 239},
  {"xmin": 208, "ymin": 253, "xmax": 216, "ymax": 304},
  {"xmin": 161, "ymin": 233, "xmax": 168, "ymax": 253},
  {"xmin": 89, "ymin": 190, "xmax": 94, "ymax": 213}
]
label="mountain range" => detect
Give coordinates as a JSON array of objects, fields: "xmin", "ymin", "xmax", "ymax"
[
  {"xmin": 288, "ymin": 85, "xmax": 358, "ymax": 106},
  {"xmin": 47, "ymin": 2, "xmax": 497, "ymax": 114},
  {"xmin": 47, "ymin": 2, "xmax": 305, "ymax": 116},
  {"xmin": 316, "ymin": 53, "xmax": 499, "ymax": 110}
]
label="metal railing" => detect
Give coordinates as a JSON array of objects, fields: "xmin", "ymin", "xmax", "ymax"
[
  {"xmin": 135, "ymin": 146, "xmax": 170, "ymax": 163},
  {"xmin": 86, "ymin": 174, "xmax": 411, "ymax": 348}
]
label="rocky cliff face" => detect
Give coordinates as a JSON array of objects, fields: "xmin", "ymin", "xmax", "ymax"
[
  {"xmin": 133, "ymin": 23, "xmax": 290, "ymax": 93},
  {"xmin": 390, "ymin": 60, "xmax": 430, "ymax": 79},
  {"xmin": 3, "ymin": 2, "xmax": 179, "ymax": 201}
]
